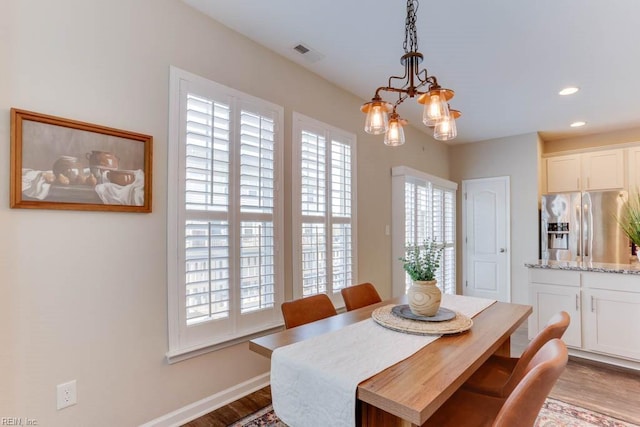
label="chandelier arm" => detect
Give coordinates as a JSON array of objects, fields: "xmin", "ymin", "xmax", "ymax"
[
  {"xmin": 373, "ymin": 86, "xmax": 392, "ymax": 99},
  {"xmin": 385, "ymin": 52, "xmax": 434, "ymax": 98},
  {"xmin": 415, "ymin": 69, "xmax": 431, "ymax": 85},
  {"xmin": 395, "ymin": 93, "xmax": 409, "ymax": 108},
  {"xmin": 376, "ymin": 81, "xmax": 432, "ymax": 100},
  {"xmin": 377, "ymin": 86, "xmax": 412, "ymax": 97},
  {"xmin": 387, "ymin": 64, "xmax": 410, "ymax": 89}
]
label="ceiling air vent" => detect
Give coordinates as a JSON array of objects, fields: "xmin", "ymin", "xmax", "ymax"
[
  {"xmin": 294, "ymin": 44, "xmax": 310, "ymax": 54},
  {"xmin": 291, "ymin": 42, "xmax": 324, "ymax": 63}
]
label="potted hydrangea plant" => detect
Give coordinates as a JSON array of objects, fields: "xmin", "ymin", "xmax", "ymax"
[{"xmin": 399, "ymin": 239, "xmax": 444, "ymax": 316}]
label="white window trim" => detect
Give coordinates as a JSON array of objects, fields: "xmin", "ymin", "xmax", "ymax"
[
  {"xmin": 167, "ymin": 66, "xmax": 284, "ymax": 362},
  {"xmin": 291, "ymin": 112, "xmax": 358, "ymax": 307},
  {"xmin": 391, "ymin": 166, "xmax": 457, "ymax": 297}
]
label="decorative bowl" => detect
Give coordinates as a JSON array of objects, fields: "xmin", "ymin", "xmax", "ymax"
[
  {"xmin": 106, "ymin": 170, "xmax": 135, "ymax": 186},
  {"xmin": 52, "ymin": 156, "xmax": 84, "ymax": 184}
]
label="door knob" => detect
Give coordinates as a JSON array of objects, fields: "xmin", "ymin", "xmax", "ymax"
[{"xmin": 499, "ymin": 248, "xmax": 506, "ymax": 253}]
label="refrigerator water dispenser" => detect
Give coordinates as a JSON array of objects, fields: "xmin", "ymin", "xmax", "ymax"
[{"xmin": 546, "ymin": 222, "xmax": 569, "ymax": 250}]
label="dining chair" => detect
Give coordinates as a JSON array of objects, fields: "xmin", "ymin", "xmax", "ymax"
[
  {"xmin": 423, "ymin": 338, "xmax": 568, "ymax": 427},
  {"xmin": 340, "ymin": 282, "xmax": 382, "ymax": 311},
  {"xmin": 462, "ymin": 310, "xmax": 570, "ymax": 398},
  {"xmin": 281, "ymin": 294, "xmax": 338, "ymax": 329}
]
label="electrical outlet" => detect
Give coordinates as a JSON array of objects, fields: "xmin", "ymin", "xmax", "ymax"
[{"xmin": 56, "ymin": 380, "xmax": 77, "ymax": 410}]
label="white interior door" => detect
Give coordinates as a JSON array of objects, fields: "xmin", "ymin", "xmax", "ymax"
[{"xmin": 462, "ymin": 177, "xmax": 510, "ymax": 302}]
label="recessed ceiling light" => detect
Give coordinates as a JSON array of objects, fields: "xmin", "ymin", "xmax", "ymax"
[
  {"xmin": 570, "ymin": 121, "xmax": 586, "ymax": 127},
  {"xmin": 559, "ymin": 87, "xmax": 580, "ymax": 96}
]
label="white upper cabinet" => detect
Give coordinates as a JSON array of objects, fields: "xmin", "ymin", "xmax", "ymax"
[
  {"xmin": 546, "ymin": 155, "xmax": 581, "ymax": 193},
  {"xmin": 628, "ymin": 146, "xmax": 640, "ymax": 194},
  {"xmin": 581, "ymin": 149, "xmax": 624, "ymax": 191},
  {"xmin": 546, "ymin": 149, "xmax": 624, "ymax": 193}
]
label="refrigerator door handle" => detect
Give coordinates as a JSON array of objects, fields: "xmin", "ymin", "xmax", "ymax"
[
  {"xmin": 575, "ymin": 203, "xmax": 581, "ymax": 257},
  {"xmin": 583, "ymin": 199, "xmax": 590, "ymax": 258}
]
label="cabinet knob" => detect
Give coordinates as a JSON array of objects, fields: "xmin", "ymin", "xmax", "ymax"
[{"xmin": 499, "ymin": 248, "xmax": 506, "ymax": 253}]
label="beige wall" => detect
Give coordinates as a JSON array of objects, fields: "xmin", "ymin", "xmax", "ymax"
[
  {"xmin": 449, "ymin": 133, "xmax": 541, "ymax": 305},
  {"xmin": 0, "ymin": 0, "xmax": 450, "ymax": 425}
]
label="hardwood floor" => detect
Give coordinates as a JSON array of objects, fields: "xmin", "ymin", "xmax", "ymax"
[
  {"xmin": 511, "ymin": 324, "xmax": 640, "ymax": 425},
  {"xmin": 182, "ymin": 386, "xmax": 272, "ymax": 427},
  {"xmin": 549, "ymin": 358, "xmax": 640, "ymax": 424},
  {"xmin": 183, "ymin": 324, "xmax": 640, "ymax": 426}
]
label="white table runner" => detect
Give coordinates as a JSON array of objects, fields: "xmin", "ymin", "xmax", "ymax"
[{"xmin": 271, "ymin": 294, "xmax": 496, "ymax": 427}]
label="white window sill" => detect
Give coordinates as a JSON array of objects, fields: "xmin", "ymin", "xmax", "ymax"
[{"xmin": 165, "ymin": 323, "xmax": 284, "ymax": 364}]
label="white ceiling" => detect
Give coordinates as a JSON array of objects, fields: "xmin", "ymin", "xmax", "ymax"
[{"xmin": 183, "ymin": 0, "xmax": 640, "ymax": 144}]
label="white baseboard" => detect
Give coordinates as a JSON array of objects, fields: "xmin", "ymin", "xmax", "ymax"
[
  {"xmin": 568, "ymin": 348, "xmax": 640, "ymax": 371},
  {"xmin": 139, "ymin": 372, "xmax": 270, "ymax": 427}
]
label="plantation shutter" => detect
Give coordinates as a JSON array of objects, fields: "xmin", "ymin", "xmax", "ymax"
[
  {"xmin": 168, "ymin": 67, "xmax": 284, "ymax": 359},
  {"xmin": 393, "ymin": 167, "xmax": 457, "ymax": 296},
  {"xmin": 292, "ymin": 113, "xmax": 357, "ymax": 305}
]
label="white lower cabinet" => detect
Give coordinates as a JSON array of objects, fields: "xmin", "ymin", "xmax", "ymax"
[
  {"xmin": 582, "ymin": 272, "xmax": 640, "ymax": 361},
  {"xmin": 530, "ymin": 283, "xmax": 582, "ymax": 348},
  {"xmin": 582, "ymin": 289, "xmax": 640, "ymax": 360},
  {"xmin": 529, "ymin": 268, "xmax": 640, "ymax": 365}
]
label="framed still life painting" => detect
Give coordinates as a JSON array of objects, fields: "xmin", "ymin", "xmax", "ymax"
[{"xmin": 10, "ymin": 108, "xmax": 153, "ymax": 213}]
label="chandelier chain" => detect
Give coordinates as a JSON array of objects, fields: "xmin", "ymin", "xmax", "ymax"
[{"xmin": 403, "ymin": 0, "xmax": 419, "ymax": 54}]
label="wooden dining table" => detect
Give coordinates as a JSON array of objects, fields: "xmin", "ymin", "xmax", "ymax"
[{"xmin": 249, "ymin": 295, "xmax": 532, "ymax": 427}]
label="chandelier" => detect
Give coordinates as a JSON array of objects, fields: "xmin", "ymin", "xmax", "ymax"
[{"xmin": 360, "ymin": 0, "xmax": 460, "ymax": 146}]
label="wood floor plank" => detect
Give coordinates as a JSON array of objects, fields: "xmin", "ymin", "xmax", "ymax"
[
  {"xmin": 181, "ymin": 386, "xmax": 272, "ymax": 427},
  {"xmin": 549, "ymin": 358, "xmax": 640, "ymax": 424}
]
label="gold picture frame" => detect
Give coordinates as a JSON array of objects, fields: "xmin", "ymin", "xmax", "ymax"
[{"xmin": 10, "ymin": 108, "xmax": 153, "ymax": 212}]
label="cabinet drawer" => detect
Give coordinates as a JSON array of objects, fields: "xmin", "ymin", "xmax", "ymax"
[
  {"xmin": 530, "ymin": 269, "xmax": 581, "ymax": 286},
  {"xmin": 583, "ymin": 272, "xmax": 640, "ymax": 293}
]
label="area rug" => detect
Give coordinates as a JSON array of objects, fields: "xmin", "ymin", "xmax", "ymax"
[
  {"xmin": 230, "ymin": 398, "xmax": 639, "ymax": 427},
  {"xmin": 536, "ymin": 399, "xmax": 638, "ymax": 427}
]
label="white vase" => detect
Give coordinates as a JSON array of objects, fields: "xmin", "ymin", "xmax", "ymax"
[{"xmin": 408, "ymin": 280, "xmax": 441, "ymax": 317}]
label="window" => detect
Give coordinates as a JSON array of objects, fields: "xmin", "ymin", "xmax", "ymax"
[
  {"xmin": 292, "ymin": 113, "xmax": 357, "ymax": 305},
  {"xmin": 392, "ymin": 166, "xmax": 457, "ymax": 297},
  {"xmin": 167, "ymin": 67, "xmax": 284, "ymax": 361}
]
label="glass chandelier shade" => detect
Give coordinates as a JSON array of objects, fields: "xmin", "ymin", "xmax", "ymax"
[
  {"xmin": 419, "ymin": 88, "xmax": 454, "ymax": 127},
  {"xmin": 434, "ymin": 109, "xmax": 460, "ymax": 141},
  {"xmin": 362, "ymin": 98, "xmax": 391, "ymax": 135},
  {"xmin": 384, "ymin": 112, "xmax": 406, "ymax": 146},
  {"xmin": 360, "ymin": 0, "xmax": 460, "ymax": 145}
]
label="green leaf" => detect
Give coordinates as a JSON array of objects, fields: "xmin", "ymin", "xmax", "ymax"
[
  {"xmin": 399, "ymin": 238, "xmax": 444, "ymax": 281},
  {"xmin": 616, "ymin": 192, "xmax": 640, "ymax": 246}
]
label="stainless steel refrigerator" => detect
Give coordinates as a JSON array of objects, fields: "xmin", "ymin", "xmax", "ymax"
[{"xmin": 541, "ymin": 190, "xmax": 629, "ymax": 263}]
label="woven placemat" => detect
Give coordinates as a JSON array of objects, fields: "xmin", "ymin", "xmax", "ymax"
[{"xmin": 372, "ymin": 304, "xmax": 473, "ymax": 335}]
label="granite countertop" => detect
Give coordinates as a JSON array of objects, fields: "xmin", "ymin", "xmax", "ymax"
[{"xmin": 525, "ymin": 259, "xmax": 640, "ymax": 275}]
